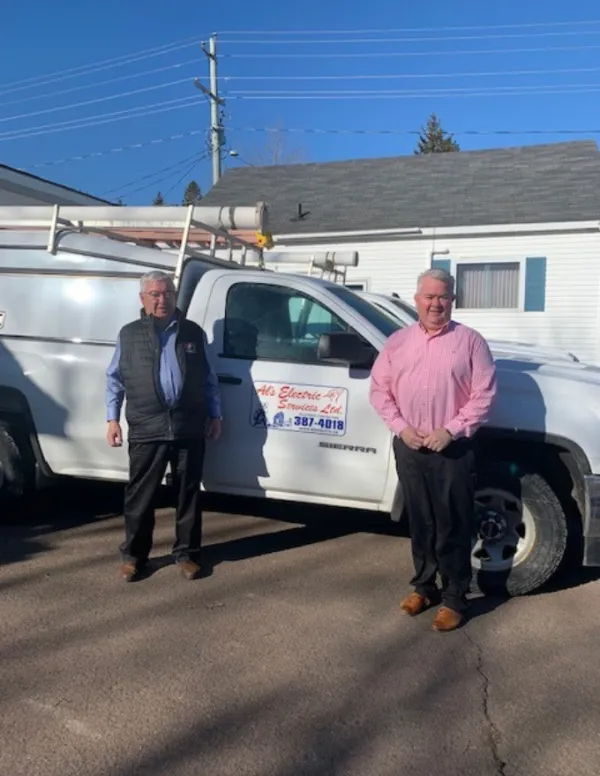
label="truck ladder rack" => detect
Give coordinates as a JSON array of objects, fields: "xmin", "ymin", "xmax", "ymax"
[
  {"xmin": 0, "ymin": 204, "xmax": 361, "ymax": 286},
  {"xmin": 0, "ymin": 203, "xmax": 268, "ymax": 287}
]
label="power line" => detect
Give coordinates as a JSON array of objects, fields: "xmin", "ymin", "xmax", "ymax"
[
  {"xmin": 111, "ymin": 154, "xmax": 207, "ymax": 199},
  {"xmin": 27, "ymin": 131, "xmax": 206, "ymax": 168},
  {"xmin": 0, "ymin": 36, "xmax": 203, "ymax": 97},
  {"xmin": 0, "ymin": 59, "xmax": 199, "ymax": 109},
  {"xmin": 18, "ymin": 124, "xmax": 600, "ymax": 171},
  {"xmin": 226, "ymin": 125, "xmax": 600, "ymax": 137},
  {"xmin": 227, "ymin": 81, "xmax": 600, "ymax": 96},
  {"xmin": 163, "ymin": 157, "xmax": 205, "ymax": 198},
  {"xmin": 219, "ymin": 19, "xmax": 600, "ymax": 34},
  {"xmin": 223, "ymin": 42, "xmax": 600, "ymax": 59},
  {"xmin": 0, "ymin": 96, "xmax": 202, "ymax": 142},
  {"xmin": 6, "ymin": 59, "xmax": 598, "ymax": 118},
  {"xmin": 7, "ymin": 77, "xmax": 600, "ymax": 141},
  {"xmin": 227, "ymin": 85, "xmax": 600, "ymax": 100},
  {"xmin": 100, "ymin": 151, "xmax": 202, "ymax": 196},
  {"xmin": 0, "ymin": 78, "xmax": 194, "ymax": 125},
  {"xmin": 221, "ymin": 66, "xmax": 600, "ymax": 82},
  {"xmin": 219, "ymin": 28, "xmax": 600, "ymax": 45},
  {"xmin": 119, "ymin": 153, "xmax": 209, "ymax": 199},
  {"xmin": 0, "ymin": 95, "xmax": 199, "ymax": 139}
]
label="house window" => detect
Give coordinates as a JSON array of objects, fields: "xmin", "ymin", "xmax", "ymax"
[
  {"xmin": 345, "ymin": 281, "xmax": 368, "ymax": 291},
  {"xmin": 456, "ymin": 262, "xmax": 520, "ymax": 309}
]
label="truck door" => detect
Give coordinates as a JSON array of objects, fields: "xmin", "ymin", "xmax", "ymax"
[{"xmin": 191, "ymin": 274, "xmax": 392, "ymax": 508}]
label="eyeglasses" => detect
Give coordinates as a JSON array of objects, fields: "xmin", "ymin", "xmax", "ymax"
[{"xmin": 144, "ymin": 291, "xmax": 174, "ymax": 299}]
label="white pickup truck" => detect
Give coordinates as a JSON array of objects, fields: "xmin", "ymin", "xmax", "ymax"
[{"xmin": 1, "ymin": 204, "xmax": 599, "ymax": 598}]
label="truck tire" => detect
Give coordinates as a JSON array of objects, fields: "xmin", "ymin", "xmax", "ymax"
[
  {"xmin": 0, "ymin": 423, "xmax": 26, "ymax": 502},
  {"xmin": 471, "ymin": 462, "xmax": 568, "ymax": 597}
]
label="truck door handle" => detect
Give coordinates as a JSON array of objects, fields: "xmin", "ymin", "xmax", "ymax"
[{"xmin": 218, "ymin": 374, "xmax": 242, "ymax": 385}]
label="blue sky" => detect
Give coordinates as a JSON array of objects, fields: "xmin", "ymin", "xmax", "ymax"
[{"xmin": 3, "ymin": 0, "xmax": 600, "ymax": 204}]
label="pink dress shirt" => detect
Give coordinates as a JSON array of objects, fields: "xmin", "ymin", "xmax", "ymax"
[{"xmin": 369, "ymin": 320, "xmax": 497, "ymax": 439}]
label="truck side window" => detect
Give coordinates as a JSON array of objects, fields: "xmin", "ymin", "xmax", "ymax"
[{"xmin": 223, "ymin": 282, "xmax": 352, "ymax": 364}]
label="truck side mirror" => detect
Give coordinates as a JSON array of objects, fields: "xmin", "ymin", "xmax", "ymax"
[{"xmin": 317, "ymin": 332, "xmax": 376, "ymax": 367}]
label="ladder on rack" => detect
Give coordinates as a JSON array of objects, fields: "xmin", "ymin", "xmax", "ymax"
[
  {"xmin": 0, "ymin": 203, "xmax": 360, "ymax": 286},
  {"xmin": 0, "ymin": 203, "xmax": 269, "ymax": 288}
]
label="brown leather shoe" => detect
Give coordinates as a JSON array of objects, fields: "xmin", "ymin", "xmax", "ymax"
[
  {"xmin": 400, "ymin": 592, "xmax": 433, "ymax": 617},
  {"xmin": 119, "ymin": 562, "xmax": 138, "ymax": 583},
  {"xmin": 432, "ymin": 606, "xmax": 464, "ymax": 632},
  {"xmin": 178, "ymin": 560, "xmax": 201, "ymax": 580}
]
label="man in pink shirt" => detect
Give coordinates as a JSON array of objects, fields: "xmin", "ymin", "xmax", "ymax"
[{"xmin": 369, "ymin": 268, "xmax": 497, "ymax": 631}]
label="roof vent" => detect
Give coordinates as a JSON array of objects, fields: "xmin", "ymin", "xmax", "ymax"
[{"xmin": 291, "ymin": 203, "xmax": 310, "ymax": 222}]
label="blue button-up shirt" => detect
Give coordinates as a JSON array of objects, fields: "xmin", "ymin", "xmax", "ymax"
[{"xmin": 105, "ymin": 316, "xmax": 221, "ymax": 422}]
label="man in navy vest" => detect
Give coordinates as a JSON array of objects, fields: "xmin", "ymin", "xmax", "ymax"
[{"xmin": 106, "ymin": 271, "xmax": 222, "ymax": 582}]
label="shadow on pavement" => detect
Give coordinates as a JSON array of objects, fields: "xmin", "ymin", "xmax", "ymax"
[
  {"xmin": 0, "ymin": 481, "xmax": 404, "ymax": 572},
  {"xmin": 0, "ymin": 480, "xmax": 125, "ymax": 568},
  {"xmin": 3, "ymin": 480, "xmax": 600, "ymax": 603}
]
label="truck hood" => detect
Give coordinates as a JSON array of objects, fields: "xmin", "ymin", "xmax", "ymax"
[
  {"xmin": 487, "ymin": 340, "xmax": 579, "ymax": 365},
  {"xmin": 493, "ymin": 351, "xmax": 600, "ymax": 386}
]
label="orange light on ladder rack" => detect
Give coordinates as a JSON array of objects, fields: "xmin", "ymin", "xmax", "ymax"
[{"xmin": 255, "ymin": 230, "xmax": 274, "ymax": 249}]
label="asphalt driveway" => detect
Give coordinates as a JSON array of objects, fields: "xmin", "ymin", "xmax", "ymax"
[{"xmin": 1, "ymin": 483, "xmax": 600, "ymax": 776}]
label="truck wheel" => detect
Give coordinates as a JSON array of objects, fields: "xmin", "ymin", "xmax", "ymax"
[
  {"xmin": 0, "ymin": 423, "xmax": 26, "ymax": 502},
  {"xmin": 472, "ymin": 463, "xmax": 568, "ymax": 596}
]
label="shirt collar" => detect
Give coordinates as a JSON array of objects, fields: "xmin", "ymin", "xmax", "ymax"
[
  {"xmin": 155, "ymin": 315, "xmax": 178, "ymax": 336},
  {"xmin": 417, "ymin": 318, "xmax": 455, "ymax": 338}
]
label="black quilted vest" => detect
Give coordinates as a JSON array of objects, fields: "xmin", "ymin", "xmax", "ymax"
[{"xmin": 118, "ymin": 309, "xmax": 209, "ymax": 442}]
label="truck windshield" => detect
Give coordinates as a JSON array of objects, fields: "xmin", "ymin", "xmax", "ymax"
[
  {"xmin": 389, "ymin": 297, "xmax": 418, "ymax": 321},
  {"xmin": 327, "ymin": 285, "xmax": 403, "ymax": 338}
]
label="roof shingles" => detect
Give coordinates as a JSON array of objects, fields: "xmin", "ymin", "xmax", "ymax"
[{"xmin": 201, "ymin": 141, "xmax": 600, "ymax": 234}]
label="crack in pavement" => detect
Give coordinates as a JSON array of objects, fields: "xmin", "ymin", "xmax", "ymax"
[{"xmin": 463, "ymin": 629, "xmax": 510, "ymax": 776}]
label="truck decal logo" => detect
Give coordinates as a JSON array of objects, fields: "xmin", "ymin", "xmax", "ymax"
[
  {"xmin": 250, "ymin": 381, "xmax": 348, "ymax": 437},
  {"xmin": 318, "ymin": 441, "xmax": 377, "ymax": 454},
  {"xmin": 0, "ymin": 311, "xmax": 4, "ymax": 330}
]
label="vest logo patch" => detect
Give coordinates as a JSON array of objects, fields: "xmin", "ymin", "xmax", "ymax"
[{"xmin": 183, "ymin": 342, "xmax": 197, "ymax": 354}]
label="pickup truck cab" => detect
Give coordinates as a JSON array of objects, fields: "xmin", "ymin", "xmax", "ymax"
[{"xmin": 1, "ymin": 205, "xmax": 600, "ymax": 598}]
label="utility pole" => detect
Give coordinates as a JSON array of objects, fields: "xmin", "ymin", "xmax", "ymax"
[{"xmin": 194, "ymin": 34, "xmax": 224, "ymax": 186}]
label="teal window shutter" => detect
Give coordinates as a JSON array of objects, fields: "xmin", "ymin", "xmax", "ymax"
[
  {"xmin": 431, "ymin": 258, "xmax": 451, "ymax": 274},
  {"xmin": 524, "ymin": 257, "xmax": 547, "ymax": 312}
]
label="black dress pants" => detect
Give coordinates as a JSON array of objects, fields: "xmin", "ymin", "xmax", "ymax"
[
  {"xmin": 393, "ymin": 437, "xmax": 476, "ymax": 613},
  {"xmin": 120, "ymin": 438, "xmax": 206, "ymax": 565}
]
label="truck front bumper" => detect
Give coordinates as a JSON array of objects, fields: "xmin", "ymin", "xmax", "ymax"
[{"xmin": 583, "ymin": 474, "xmax": 600, "ymax": 566}]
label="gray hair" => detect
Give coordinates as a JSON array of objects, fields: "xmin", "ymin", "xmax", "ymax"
[
  {"xmin": 140, "ymin": 270, "xmax": 175, "ymax": 292},
  {"xmin": 417, "ymin": 267, "xmax": 455, "ymax": 295}
]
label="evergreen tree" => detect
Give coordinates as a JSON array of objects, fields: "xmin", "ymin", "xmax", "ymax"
[
  {"xmin": 414, "ymin": 113, "xmax": 460, "ymax": 154},
  {"xmin": 152, "ymin": 191, "xmax": 165, "ymax": 206},
  {"xmin": 182, "ymin": 180, "xmax": 202, "ymax": 205}
]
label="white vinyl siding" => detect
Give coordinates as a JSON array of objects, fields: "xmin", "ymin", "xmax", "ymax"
[{"xmin": 270, "ymin": 224, "xmax": 600, "ymax": 363}]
